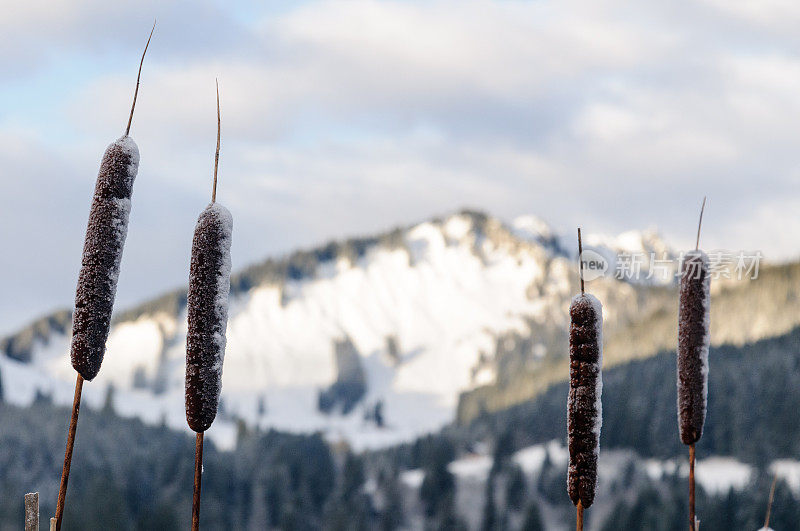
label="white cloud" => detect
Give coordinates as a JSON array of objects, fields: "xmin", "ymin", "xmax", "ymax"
[
  {"xmin": 1, "ymin": 0, "xmax": 800, "ymax": 331},
  {"xmin": 702, "ymin": 0, "xmax": 800, "ymax": 29}
]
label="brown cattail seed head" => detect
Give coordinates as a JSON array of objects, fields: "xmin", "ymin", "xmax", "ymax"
[
  {"xmin": 677, "ymin": 250, "xmax": 710, "ymax": 445},
  {"xmin": 71, "ymin": 137, "xmax": 139, "ymax": 381},
  {"xmin": 185, "ymin": 203, "xmax": 233, "ymax": 433},
  {"xmin": 567, "ymin": 293, "xmax": 603, "ymax": 508}
]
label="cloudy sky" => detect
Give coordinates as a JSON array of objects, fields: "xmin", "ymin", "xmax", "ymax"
[{"xmin": 1, "ymin": 0, "xmax": 799, "ymax": 334}]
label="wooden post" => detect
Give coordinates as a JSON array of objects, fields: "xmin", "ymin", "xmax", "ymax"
[{"xmin": 24, "ymin": 492, "xmax": 38, "ymax": 531}]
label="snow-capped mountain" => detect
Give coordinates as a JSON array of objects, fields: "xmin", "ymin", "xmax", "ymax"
[{"xmin": 0, "ymin": 210, "xmax": 758, "ymax": 450}]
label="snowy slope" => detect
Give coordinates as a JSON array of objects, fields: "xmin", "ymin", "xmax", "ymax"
[{"xmin": 0, "ymin": 211, "xmax": 672, "ymax": 449}]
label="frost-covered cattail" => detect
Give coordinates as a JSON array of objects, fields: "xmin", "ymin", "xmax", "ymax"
[
  {"xmin": 185, "ymin": 202, "xmax": 233, "ymax": 432},
  {"xmin": 677, "ymin": 197, "xmax": 710, "ymax": 531},
  {"xmin": 71, "ymin": 136, "xmax": 139, "ymax": 381},
  {"xmin": 54, "ymin": 24, "xmax": 154, "ymax": 531},
  {"xmin": 186, "ymin": 79, "xmax": 232, "ymax": 531},
  {"xmin": 568, "ymin": 294, "xmax": 603, "ymax": 507},
  {"xmin": 677, "ymin": 249, "xmax": 710, "ymax": 444},
  {"xmin": 567, "ymin": 228, "xmax": 603, "ymax": 529}
]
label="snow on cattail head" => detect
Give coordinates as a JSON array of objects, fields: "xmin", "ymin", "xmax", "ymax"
[
  {"xmin": 70, "ymin": 136, "xmax": 140, "ymax": 381},
  {"xmin": 185, "ymin": 203, "xmax": 233, "ymax": 433},
  {"xmin": 677, "ymin": 249, "xmax": 710, "ymax": 445},
  {"xmin": 567, "ymin": 234, "xmax": 603, "ymax": 511}
]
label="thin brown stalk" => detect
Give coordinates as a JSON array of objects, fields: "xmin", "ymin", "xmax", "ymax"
[
  {"xmin": 212, "ymin": 79, "xmax": 220, "ymax": 203},
  {"xmin": 764, "ymin": 474, "xmax": 778, "ymax": 529},
  {"xmin": 576, "ymin": 500, "xmax": 584, "ymax": 531},
  {"xmin": 689, "ymin": 443, "xmax": 696, "ymax": 531},
  {"xmin": 125, "ymin": 21, "xmax": 156, "ymax": 136},
  {"xmin": 577, "ymin": 228, "xmax": 585, "ymax": 295},
  {"xmin": 54, "ymin": 374, "xmax": 84, "ymax": 531},
  {"xmin": 192, "ymin": 432, "xmax": 205, "ymax": 531},
  {"xmin": 695, "ymin": 197, "xmax": 706, "ymax": 251}
]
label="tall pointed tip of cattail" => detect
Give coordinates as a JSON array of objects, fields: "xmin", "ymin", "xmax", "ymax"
[
  {"xmin": 695, "ymin": 196, "xmax": 706, "ymax": 250},
  {"xmin": 212, "ymin": 79, "xmax": 221, "ymax": 203},
  {"xmin": 125, "ymin": 20, "xmax": 156, "ymax": 136},
  {"xmin": 577, "ymin": 228, "xmax": 584, "ymax": 294}
]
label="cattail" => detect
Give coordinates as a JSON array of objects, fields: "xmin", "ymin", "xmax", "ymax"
[
  {"xmin": 186, "ymin": 79, "xmax": 232, "ymax": 531},
  {"xmin": 677, "ymin": 197, "xmax": 709, "ymax": 531},
  {"xmin": 677, "ymin": 249, "xmax": 710, "ymax": 444},
  {"xmin": 185, "ymin": 201, "xmax": 233, "ymax": 432},
  {"xmin": 568, "ymin": 228, "xmax": 603, "ymax": 529},
  {"xmin": 53, "ymin": 24, "xmax": 154, "ymax": 531},
  {"xmin": 70, "ymin": 136, "xmax": 139, "ymax": 380}
]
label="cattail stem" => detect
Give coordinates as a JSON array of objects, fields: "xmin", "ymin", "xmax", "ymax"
[
  {"xmin": 192, "ymin": 432, "xmax": 205, "ymax": 531},
  {"xmin": 212, "ymin": 79, "xmax": 220, "ymax": 203},
  {"xmin": 125, "ymin": 21, "xmax": 155, "ymax": 136},
  {"xmin": 764, "ymin": 474, "xmax": 777, "ymax": 529},
  {"xmin": 54, "ymin": 374, "xmax": 84, "ymax": 531},
  {"xmin": 576, "ymin": 500, "xmax": 584, "ymax": 531},
  {"xmin": 577, "ymin": 228, "xmax": 585, "ymax": 295},
  {"xmin": 689, "ymin": 443, "xmax": 696, "ymax": 531},
  {"xmin": 695, "ymin": 197, "xmax": 706, "ymax": 251}
]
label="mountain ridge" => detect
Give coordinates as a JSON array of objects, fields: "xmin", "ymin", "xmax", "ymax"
[{"xmin": 4, "ymin": 208, "xmax": 788, "ymax": 450}]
